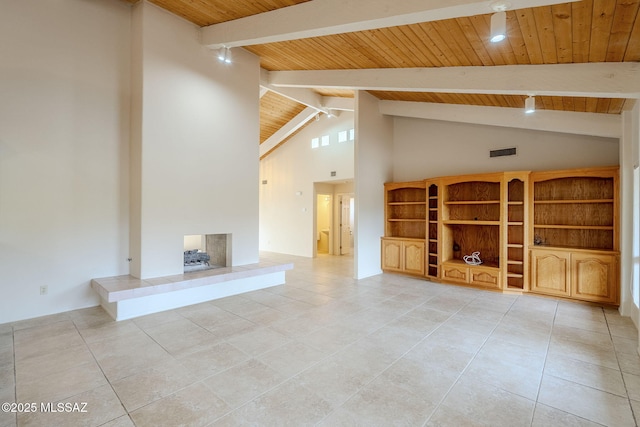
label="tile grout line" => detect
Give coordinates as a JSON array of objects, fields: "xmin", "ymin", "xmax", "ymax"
[
  {"xmin": 420, "ymin": 292, "xmax": 520, "ymax": 427},
  {"xmin": 313, "ymin": 285, "xmax": 509, "ymax": 425},
  {"xmin": 205, "ymin": 289, "xmax": 422, "ymax": 424},
  {"xmin": 205, "ymin": 282, "xmax": 447, "ymax": 425},
  {"xmin": 70, "ymin": 318, "xmax": 135, "ymax": 426},
  {"xmin": 312, "ymin": 290, "xmax": 458, "ymax": 426},
  {"xmin": 535, "ymin": 304, "xmax": 636, "ymax": 426},
  {"xmin": 529, "ymin": 297, "xmax": 559, "ymax": 427},
  {"xmin": 604, "ymin": 307, "xmax": 639, "ymax": 426}
]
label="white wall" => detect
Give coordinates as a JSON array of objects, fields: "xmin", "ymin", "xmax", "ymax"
[
  {"xmin": 393, "ymin": 117, "xmax": 619, "ymax": 181},
  {"xmin": 620, "ymin": 102, "xmax": 640, "ymax": 333},
  {"xmin": 0, "ymin": 0, "xmax": 131, "ymax": 323},
  {"xmin": 130, "ymin": 3, "xmax": 261, "ymax": 278},
  {"xmin": 259, "ymin": 112, "xmax": 355, "ymax": 257},
  {"xmin": 354, "ymin": 91, "xmax": 394, "ymax": 279}
]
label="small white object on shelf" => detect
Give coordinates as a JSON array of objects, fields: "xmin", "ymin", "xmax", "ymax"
[{"xmin": 463, "ymin": 251, "xmax": 482, "ymax": 265}]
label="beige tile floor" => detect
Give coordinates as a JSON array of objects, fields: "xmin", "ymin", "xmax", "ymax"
[{"xmin": 1, "ymin": 252, "xmax": 639, "ymax": 426}]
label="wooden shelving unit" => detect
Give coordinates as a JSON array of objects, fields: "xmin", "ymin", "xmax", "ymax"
[
  {"xmin": 439, "ymin": 175, "xmax": 503, "ymax": 290},
  {"xmin": 381, "ymin": 181, "xmax": 426, "ymax": 276},
  {"xmin": 529, "ymin": 167, "xmax": 619, "ymax": 304},
  {"xmin": 503, "ymin": 173, "xmax": 528, "ymax": 291},
  {"xmin": 427, "ymin": 181, "xmax": 439, "ymax": 279},
  {"xmin": 381, "ymin": 166, "xmax": 619, "ymax": 305},
  {"xmin": 384, "ymin": 181, "xmax": 426, "ymax": 239}
]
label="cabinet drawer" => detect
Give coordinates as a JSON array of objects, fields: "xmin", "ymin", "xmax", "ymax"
[
  {"xmin": 442, "ymin": 264, "xmax": 469, "ymax": 283},
  {"xmin": 469, "ymin": 266, "xmax": 501, "ymax": 289}
]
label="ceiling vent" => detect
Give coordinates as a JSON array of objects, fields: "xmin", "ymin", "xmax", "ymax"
[{"xmin": 490, "ymin": 147, "xmax": 517, "ymax": 158}]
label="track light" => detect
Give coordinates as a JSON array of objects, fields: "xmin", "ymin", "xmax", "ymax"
[
  {"xmin": 489, "ymin": 1, "xmax": 510, "ymax": 43},
  {"xmin": 525, "ymin": 96, "xmax": 535, "ymax": 114},
  {"xmin": 490, "ymin": 11, "xmax": 506, "ymax": 43},
  {"xmin": 217, "ymin": 47, "xmax": 232, "ymax": 64}
]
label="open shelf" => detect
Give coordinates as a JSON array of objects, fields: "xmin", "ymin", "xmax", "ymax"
[
  {"xmin": 532, "ymin": 174, "xmax": 615, "ymax": 251},
  {"xmin": 426, "ymin": 182, "xmax": 439, "ymax": 278},
  {"xmin": 388, "ymin": 201, "xmax": 426, "ymax": 206},
  {"xmin": 506, "ymin": 177, "xmax": 526, "ymax": 290},
  {"xmin": 534, "ymin": 199, "xmax": 614, "ymax": 204},
  {"xmin": 444, "ymin": 200, "xmax": 500, "ymax": 205},
  {"xmin": 534, "ymin": 224, "xmax": 613, "ymax": 230},
  {"xmin": 443, "ymin": 220, "xmax": 500, "ymax": 226}
]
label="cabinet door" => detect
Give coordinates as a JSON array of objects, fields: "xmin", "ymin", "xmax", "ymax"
[
  {"xmin": 442, "ymin": 264, "xmax": 469, "ymax": 283},
  {"xmin": 403, "ymin": 241, "xmax": 425, "ymax": 275},
  {"xmin": 381, "ymin": 239, "xmax": 402, "ymax": 271},
  {"xmin": 530, "ymin": 250, "xmax": 571, "ymax": 297},
  {"xmin": 571, "ymin": 253, "xmax": 617, "ymax": 304}
]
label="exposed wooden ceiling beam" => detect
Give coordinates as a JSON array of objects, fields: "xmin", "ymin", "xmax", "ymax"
[
  {"xmin": 260, "ymin": 106, "xmax": 318, "ymax": 158},
  {"xmin": 268, "ymin": 63, "xmax": 640, "ymax": 99},
  {"xmin": 201, "ymin": 0, "xmax": 581, "ymax": 48},
  {"xmin": 380, "ymin": 100, "xmax": 622, "ymax": 138}
]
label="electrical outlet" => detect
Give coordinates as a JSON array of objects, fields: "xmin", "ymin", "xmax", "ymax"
[{"xmin": 40, "ymin": 286, "xmax": 48, "ymax": 295}]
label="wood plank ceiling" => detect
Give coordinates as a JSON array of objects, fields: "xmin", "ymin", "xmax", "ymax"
[{"xmin": 135, "ymin": 0, "xmax": 640, "ymax": 144}]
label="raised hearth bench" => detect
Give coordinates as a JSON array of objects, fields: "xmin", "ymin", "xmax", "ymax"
[{"xmin": 91, "ymin": 261, "xmax": 293, "ymax": 321}]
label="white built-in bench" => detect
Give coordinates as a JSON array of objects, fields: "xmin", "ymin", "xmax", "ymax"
[{"xmin": 91, "ymin": 261, "xmax": 293, "ymax": 321}]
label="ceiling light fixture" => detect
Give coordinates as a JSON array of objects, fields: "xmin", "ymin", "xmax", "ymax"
[
  {"xmin": 524, "ymin": 95, "xmax": 536, "ymax": 114},
  {"xmin": 217, "ymin": 47, "xmax": 232, "ymax": 64},
  {"xmin": 489, "ymin": 1, "xmax": 510, "ymax": 43}
]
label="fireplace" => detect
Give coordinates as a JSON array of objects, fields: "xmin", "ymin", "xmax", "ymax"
[{"xmin": 183, "ymin": 234, "xmax": 231, "ymax": 273}]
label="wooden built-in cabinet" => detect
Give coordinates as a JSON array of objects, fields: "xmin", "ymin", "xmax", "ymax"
[
  {"xmin": 384, "ymin": 181, "xmax": 426, "ymax": 239},
  {"xmin": 382, "ymin": 166, "xmax": 620, "ymax": 305},
  {"xmin": 440, "ymin": 173, "xmax": 503, "ymax": 290},
  {"xmin": 426, "ymin": 181, "xmax": 440, "ymax": 278},
  {"xmin": 504, "ymin": 173, "xmax": 528, "ymax": 291},
  {"xmin": 381, "ymin": 238, "xmax": 425, "ymax": 276},
  {"xmin": 528, "ymin": 166, "xmax": 619, "ymax": 304},
  {"xmin": 381, "ymin": 181, "xmax": 427, "ymax": 276}
]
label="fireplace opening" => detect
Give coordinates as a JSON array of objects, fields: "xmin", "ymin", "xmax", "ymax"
[{"xmin": 183, "ymin": 234, "xmax": 231, "ymax": 273}]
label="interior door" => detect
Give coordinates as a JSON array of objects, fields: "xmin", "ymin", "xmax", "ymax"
[{"xmin": 340, "ymin": 195, "xmax": 352, "ymax": 255}]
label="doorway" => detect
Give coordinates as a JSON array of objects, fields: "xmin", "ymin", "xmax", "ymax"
[
  {"xmin": 339, "ymin": 193, "xmax": 355, "ymax": 255},
  {"xmin": 314, "ymin": 181, "xmax": 354, "ymax": 257},
  {"xmin": 316, "ymin": 194, "xmax": 332, "ymax": 254}
]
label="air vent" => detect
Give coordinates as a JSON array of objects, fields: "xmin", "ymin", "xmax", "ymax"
[{"xmin": 490, "ymin": 147, "xmax": 517, "ymax": 158}]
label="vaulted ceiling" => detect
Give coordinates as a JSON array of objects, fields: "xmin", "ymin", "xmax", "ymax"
[{"xmin": 124, "ymin": 0, "xmax": 640, "ymax": 156}]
